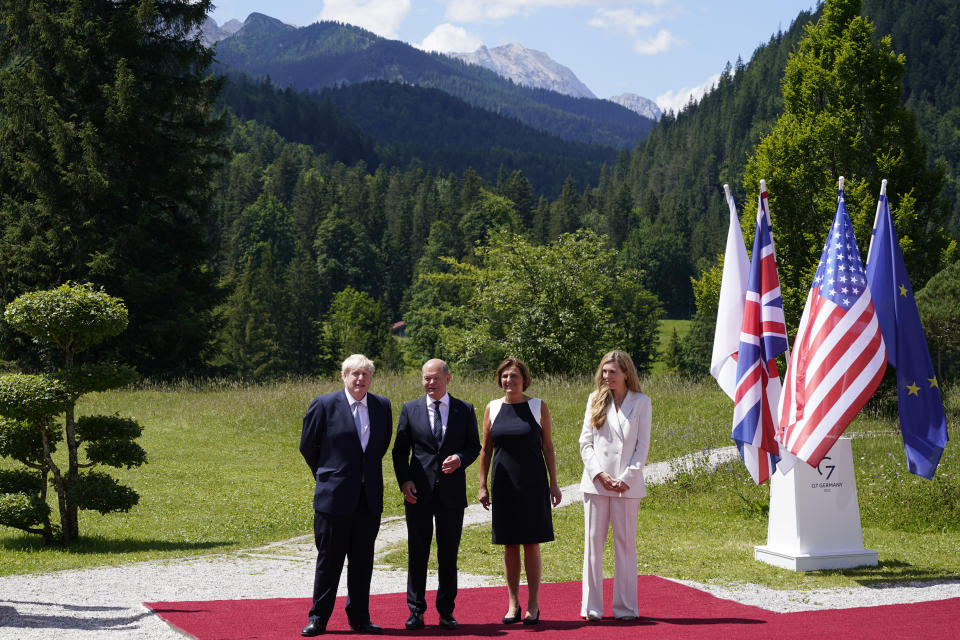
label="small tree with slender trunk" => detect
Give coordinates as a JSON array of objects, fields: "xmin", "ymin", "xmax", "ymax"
[{"xmin": 0, "ymin": 283, "xmax": 145, "ymax": 545}]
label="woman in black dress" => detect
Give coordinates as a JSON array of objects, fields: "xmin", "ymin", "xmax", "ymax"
[{"xmin": 478, "ymin": 357, "xmax": 562, "ymax": 625}]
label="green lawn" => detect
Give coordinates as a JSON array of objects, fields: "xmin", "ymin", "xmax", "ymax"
[
  {"xmin": 651, "ymin": 318, "xmax": 691, "ymax": 375},
  {"xmin": 2, "ymin": 370, "xmax": 958, "ymax": 592}
]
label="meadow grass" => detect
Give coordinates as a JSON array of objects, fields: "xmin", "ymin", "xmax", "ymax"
[
  {"xmin": 650, "ymin": 318, "xmax": 691, "ymax": 376},
  {"xmin": 1, "ymin": 365, "xmax": 957, "ymax": 591}
]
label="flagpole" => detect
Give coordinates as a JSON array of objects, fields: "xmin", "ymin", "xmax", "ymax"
[
  {"xmin": 758, "ymin": 180, "xmax": 790, "ymax": 367},
  {"xmin": 723, "ymin": 183, "xmax": 734, "ymax": 202},
  {"xmin": 839, "ymin": 175, "xmax": 844, "ymax": 191},
  {"xmin": 867, "ymin": 179, "xmax": 889, "ymax": 260}
]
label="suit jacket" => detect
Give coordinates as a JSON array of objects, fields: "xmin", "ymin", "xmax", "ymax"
[
  {"xmin": 300, "ymin": 389, "xmax": 393, "ymax": 515},
  {"xmin": 392, "ymin": 394, "xmax": 481, "ymax": 509},
  {"xmin": 579, "ymin": 390, "xmax": 651, "ymax": 499}
]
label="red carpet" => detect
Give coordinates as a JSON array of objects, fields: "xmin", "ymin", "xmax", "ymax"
[{"xmin": 146, "ymin": 576, "xmax": 960, "ymax": 639}]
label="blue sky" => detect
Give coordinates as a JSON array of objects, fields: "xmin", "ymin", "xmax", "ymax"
[{"xmin": 209, "ymin": 1, "xmax": 818, "ymax": 113}]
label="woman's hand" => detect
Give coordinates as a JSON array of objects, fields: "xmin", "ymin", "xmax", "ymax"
[
  {"xmin": 549, "ymin": 483, "xmax": 562, "ymax": 507},
  {"xmin": 478, "ymin": 485, "xmax": 490, "ymax": 510},
  {"xmin": 594, "ymin": 471, "xmax": 617, "ymax": 491}
]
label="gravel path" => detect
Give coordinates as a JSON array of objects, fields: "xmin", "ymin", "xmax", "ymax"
[{"xmin": 2, "ymin": 447, "xmax": 959, "ymax": 638}]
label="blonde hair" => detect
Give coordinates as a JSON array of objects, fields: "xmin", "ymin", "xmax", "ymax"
[{"xmin": 589, "ymin": 350, "xmax": 642, "ymax": 428}]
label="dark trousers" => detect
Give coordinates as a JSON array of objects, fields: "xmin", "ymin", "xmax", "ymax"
[
  {"xmin": 404, "ymin": 494, "xmax": 465, "ymax": 616},
  {"xmin": 309, "ymin": 491, "xmax": 381, "ymax": 625}
]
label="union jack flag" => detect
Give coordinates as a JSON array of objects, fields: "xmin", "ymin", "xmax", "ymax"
[
  {"xmin": 732, "ymin": 190, "xmax": 788, "ymax": 484},
  {"xmin": 778, "ymin": 187, "xmax": 887, "ymax": 466}
]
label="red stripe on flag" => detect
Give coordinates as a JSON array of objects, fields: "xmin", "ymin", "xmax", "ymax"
[{"xmin": 787, "ymin": 326, "xmax": 884, "ymax": 461}]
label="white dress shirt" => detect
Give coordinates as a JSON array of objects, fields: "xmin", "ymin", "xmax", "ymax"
[
  {"xmin": 345, "ymin": 389, "xmax": 370, "ymax": 450},
  {"xmin": 426, "ymin": 392, "xmax": 450, "ymax": 440}
]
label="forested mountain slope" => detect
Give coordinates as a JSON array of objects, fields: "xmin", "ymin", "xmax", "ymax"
[
  {"xmin": 213, "ymin": 14, "xmax": 654, "ymax": 149},
  {"xmin": 865, "ymin": 0, "xmax": 960, "ymax": 231},
  {"xmin": 219, "ymin": 73, "xmax": 616, "ymax": 197}
]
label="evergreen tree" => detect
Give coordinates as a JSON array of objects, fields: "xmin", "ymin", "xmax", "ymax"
[
  {"xmin": 619, "ymin": 221, "xmax": 693, "ymax": 315},
  {"xmin": 314, "ymin": 208, "xmax": 382, "ymax": 309},
  {"xmin": 745, "ymin": 0, "xmax": 953, "ymax": 325},
  {"xmin": 216, "ymin": 253, "xmax": 284, "ymax": 379},
  {"xmin": 548, "ymin": 177, "xmax": 582, "ymax": 239},
  {"xmin": 916, "ymin": 260, "xmax": 960, "ymax": 382},
  {"xmin": 501, "ymin": 170, "xmax": 535, "ymax": 229},
  {"xmin": 0, "ymin": 0, "xmax": 225, "ymax": 377},
  {"xmin": 458, "ymin": 190, "xmax": 520, "ymax": 255},
  {"xmin": 282, "ymin": 243, "xmax": 323, "ymax": 374},
  {"xmin": 319, "ymin": 288, "xmax": 390, "ymax": 373}
]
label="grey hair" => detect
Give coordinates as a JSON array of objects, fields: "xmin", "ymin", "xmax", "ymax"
[{"xmin": 341, "ymin": 354, "xmax": 375, "ymax": 376}]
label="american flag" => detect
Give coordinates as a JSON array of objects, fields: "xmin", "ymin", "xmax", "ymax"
[
  {"xmin": 732, "ymin": 190, "xmax": 788, "ymax": 484},
  {"xmin": 778, "ymin": 187, "xmax": 887, "ymax": 466}
]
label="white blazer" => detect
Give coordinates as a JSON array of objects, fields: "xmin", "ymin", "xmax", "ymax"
[{"xmin": 579, "ymin": 390, "xmax": 651, "ymax": 499}]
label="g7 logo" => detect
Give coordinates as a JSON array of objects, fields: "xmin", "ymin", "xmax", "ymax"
[{"xmin": 817, "ymin": 456, "xmax": 835, "ymax": 480}]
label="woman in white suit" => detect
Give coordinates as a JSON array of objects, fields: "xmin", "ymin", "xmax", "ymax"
[{"xmin": 579, "ymin": 349, "xmax": 651, "ymax": 621}]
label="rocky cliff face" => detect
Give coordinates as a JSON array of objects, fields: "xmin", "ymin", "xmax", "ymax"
[
  {"xmin": 607, "ymin": 93, "xmax": 662, "ymax": 121},
  {"xmin": 199, "ymin": 17, "xmax": 244, "ymax": 47},
  {"xmin": 451, "ymin": 43, "xmax": 596, "ymax": 99}
]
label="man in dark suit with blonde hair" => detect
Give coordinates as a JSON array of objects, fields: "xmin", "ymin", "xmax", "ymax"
[
  {"xmin": 392, "ymin": 358, "xmax": 481, "ymax": 630},
  {"xmin": 300, "ymin": 354, "xmax": 393, "ymax": 636}
]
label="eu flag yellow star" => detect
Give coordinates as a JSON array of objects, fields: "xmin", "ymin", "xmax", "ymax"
[
  {"xmin": 906, "ymin": 381, "xmax": 921, "ymax": 396},
  {"xmin": 899, "ymin": 283, "xmax": 908, "ymax": 297},
  {"xmin": 929, "ymin": 377, "xmax": 939, "ymax": 389}
]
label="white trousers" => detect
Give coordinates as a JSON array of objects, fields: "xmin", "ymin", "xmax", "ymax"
[{"xmin": 581, "ymin": 493, "xmax": 641, "ymax": 618}]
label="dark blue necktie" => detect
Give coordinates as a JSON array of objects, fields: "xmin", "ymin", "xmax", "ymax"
[{"xmin": 432, "ymin": 400, "xmax": 443, "ymax": 446}]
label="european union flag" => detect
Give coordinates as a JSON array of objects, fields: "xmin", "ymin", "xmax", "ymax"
[{"xmin": 865, "ymin": 183, "xmax": 948, "ymax": 479}]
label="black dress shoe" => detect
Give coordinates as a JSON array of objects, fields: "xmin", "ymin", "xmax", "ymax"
[
  {"xmin": 349, "ymin": 620, "xmax": 383, "ymax": 634},
  {"xmin": 439, "ymin": 614, "xmax": 458, "ymax": 630},
  {"xmin": 405, "ymin": 613, "xmax": 425, "ymax": 630},
  {"xmin": 301, "ymin": 620, "xmax": 326, "ymax": 636},
  {"xmin": 523, "ymin": 609, "xmax": 540, "ymax": 625}
]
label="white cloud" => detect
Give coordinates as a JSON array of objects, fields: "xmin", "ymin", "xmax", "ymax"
[
  {"xmin": 444, "ymin": 0, "xmax": 636, "ymax": 23},
  {"xmin": 632, "ymin": 28, "xmax": 679, "ymax": 54},
  {"xmin": 588, "ymin": 6, "xmax": 684, "ymax": 55},
  {"xmin": 655, "ymin": 72, "xmax": 720, "ymax": 113},
  {"xmin": 318, "ymin": 0, "xmax": 411, "ymax": 39},
  {"xmin": 418, "ymin": 23, "xmax": 483, "ymax": 53},
  {"xmin": 588, "ymin": 8, "xmax": 659, "ymax": 36}
]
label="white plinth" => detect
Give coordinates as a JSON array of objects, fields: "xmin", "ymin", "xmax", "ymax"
[{"xmin": 754, "ymin": 437, "xmax": 877, "ymax": 571}]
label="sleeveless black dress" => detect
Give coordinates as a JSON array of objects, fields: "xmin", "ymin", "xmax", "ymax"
[{"xmin": 490, "ymin": 400, "xmax": 554, "ymax": 545}]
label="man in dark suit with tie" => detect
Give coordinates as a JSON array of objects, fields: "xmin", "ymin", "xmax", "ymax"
[
  {"xmin": 392, "ymin": 359, "xmax": 481, "ymax": 630},
  {"xmin": 300, "ymin": 354, "xmax": 393, "ymax": 637}
]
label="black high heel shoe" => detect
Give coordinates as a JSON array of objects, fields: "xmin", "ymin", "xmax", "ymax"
[
  {"xmin": 523, "ymin": 609, "xmax": 540, "ymax": 625},
  {"xmin": 502, "ymin": 610, "xmax": 522, "ymax": 624}
]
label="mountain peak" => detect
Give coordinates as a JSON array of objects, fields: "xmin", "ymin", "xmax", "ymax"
[
  {"xmin": 198, "ymin": 17, "xmax": 244, "ymax": 47},
  {"xmin": 607, "ymin": 93, "xmax": 662, "ymax": 121},
  {"xmin": 451, "ymin": 42, "xmax": 596, "ymax": 99}
]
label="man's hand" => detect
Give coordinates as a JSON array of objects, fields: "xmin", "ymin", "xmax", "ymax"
[
  {"xmin": 441, "ymin": 454, "xmax": 461, "ymax": 474},
  {"xmin": 401, "ymin": 480, "xmax": 418, "ymax": 504}
]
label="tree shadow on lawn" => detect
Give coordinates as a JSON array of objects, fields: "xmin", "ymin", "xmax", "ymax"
[
  {"xmin": 825, "ymin": 560, "xmax": 960, "ymax": 587},
  {"xmin": 1, "ymin": 535, "xmax": 232, "ymax": 555}
]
